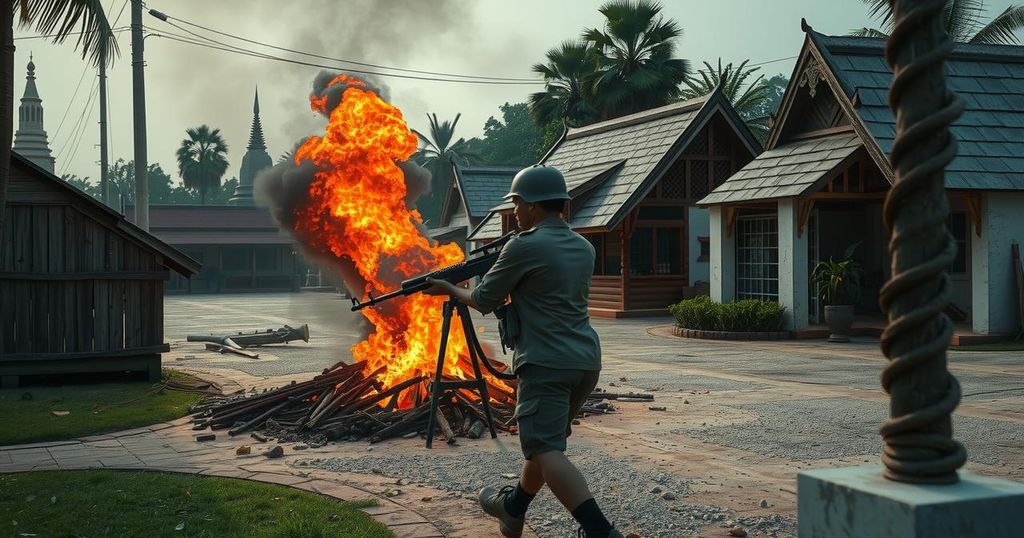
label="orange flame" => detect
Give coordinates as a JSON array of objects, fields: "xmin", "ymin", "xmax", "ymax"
[{"xmin": 294, "ymin": 74, "xmax": 510, "ymax": 408}]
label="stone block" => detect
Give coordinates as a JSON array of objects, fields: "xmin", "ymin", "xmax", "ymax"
[{"xmin": 799, "ymin": 465, "xmax": 1024, "ymax": 537}]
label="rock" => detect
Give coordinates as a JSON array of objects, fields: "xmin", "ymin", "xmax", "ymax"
[
  {"xmin": 51, "ymin": 410, "xmax": 70, "ymax": 417},
  {"xmin": 397, "ymin": 478, "xmax": 411, "ymax": 485},
  {"xmin": 728, "ymin": 527, "xmax": 748, "ymax": 537},
  {"xmin": 572, "ymin": 419, "xmax": 581, "ymax": 425},
  {"xmin": 175, "ymin": 522, "xmax": 185, "ymax": 532},
  {"xmin": 366, "ymin": 446, "xmax": 375, "ymax": 451},
  {"xmin": 293, "ymin": 443, "xmax": 309, "ymax": 450},
  {"xmin": 759, "ymin": 499, "xmax": 769, "ymax": 508},
  {"xmin": 262, "ymin": 445, "xmax": 284, "ymax": 458},
  {"xmin": 421, "ymin": 496, "xmax": 433, "ymax": 502},
  {"xmin": 683, "ymin": 400, "xmax": 690, "ymax": 404},
  {"xmin": 661, "ymin": 491, "xmax": 677, "ymax": 500},
  {"xmin": 501, "ymin": 473, "xmax": 518, "ymax": 480},
  {"xmin": 402, "ymin": 431, "xmax": 418, "ymax": 439},
  {"xmin": 236, "ymin": 445, "xmax": 251, "ymax": 455},
  {"xmin": 371, "ymin": 468, "xmax": 383, "ymax": 474},
  {"xmin": 251, "ymin": 432, "xmax": 268, "ymax": 443},
  {"xmin": 650, "ymin": 486, "xmax": 663, "ymax": 494}
]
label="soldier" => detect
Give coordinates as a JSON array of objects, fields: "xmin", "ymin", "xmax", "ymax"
[{"xmin": 425, "ymin": 165, "xmax": 621, "ymax": 538}]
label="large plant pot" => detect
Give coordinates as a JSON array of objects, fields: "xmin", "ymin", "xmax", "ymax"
[{"xmin": 824, "ymin": 305, "xmax": 855, "ymax": 343}]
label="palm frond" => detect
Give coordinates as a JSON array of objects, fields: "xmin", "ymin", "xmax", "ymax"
[
  {"xmin": 848, "ymin": 27, "xmax": 890, "ymax": 38},
  {"xmin": 17, "ymin": 0, "xmax": 119, "ymax": 66},
  {"xmin": 970, "ymin": 4, "xmax": 1024, "ymax": 44}
]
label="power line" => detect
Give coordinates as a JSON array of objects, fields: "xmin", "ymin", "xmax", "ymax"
[
  {"xmin": 146, "ymin": 6, "xmax": 540, "ymax": 83},
  {"xmin": 749, "ymin": 55, "xmax": 799, "ymax": 67},
  {"xmin": 61, "ymin": 86, "xmax": 99, "ymax": 177},
  {"xmin": 13, "ymin": 26, "xmax": 130, "ymax": 41},
  {"xmin": 147, "ymin": 31, "xmax": 544, "ymax": 86},
  {"xmin": 54, "ymin": 78, "xmax": 98, "ymax": 166},
  {"xmin": 51, "ymin": 64, "xmax": 90, "ymax": 140}
]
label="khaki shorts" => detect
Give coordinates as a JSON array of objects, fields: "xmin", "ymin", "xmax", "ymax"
[{"xmin": 514, "ymin": 365, "xmax": 600, "ymax": 459}]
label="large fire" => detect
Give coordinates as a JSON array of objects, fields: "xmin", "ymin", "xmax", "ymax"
[{"xmin": 293, "ymin": 74, "xmax": 510, "ymax": 408}]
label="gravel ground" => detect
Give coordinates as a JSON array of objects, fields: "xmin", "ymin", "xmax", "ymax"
[
  {"xmin": 299, "ymin": 442, "xmax": 796, "ymax": 537},
  {"xmin": 620, "ymin": 371, "xmax": 769, "ymax": 393},
  {"xmin": 674, "ymin": 397, "xmax": 1023, "ymax": 465}
]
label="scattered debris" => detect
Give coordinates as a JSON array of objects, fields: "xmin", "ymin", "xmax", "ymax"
[
  {"xmin": 174, "ymin": 522, "xmax": 185, "ymax": 532},
  {"xmin": 759, "ymin": 499, "xmax": 769, "ymax": 508},
  {"xmin": 235, "ymin": 446, "xmax": 251, "ymax": 455},
  {"xmin": 728, "ymin": 526, "xmax": 748, "ymax": 537},
  {"xmin": 293, "ymin": 443, "xmax": 309, "ymax": 450},
  {"xmin": 648, "ymin": 406, "xmax": 667, "ymax": 411},
  {"xmin": 50, "ymin": 410, "xmax": 70, "ymax": 417},
  {"xmin": 263, "ymin": 445, "xmax": 284, "ymax": 458},
  {"xmin": 662, "ymin": 491, "xmax": 678, "ymax": 500},
  {"xmin": 251, "ymin": 432, "xmax": 268, "ymax": 443},
  {"xmin": 186, "ymin": 324, "xmax": 311, "ymax": 358},
  {"xmin": 194, "ymin": 433, "xmax": 215, "ymax": 442}
]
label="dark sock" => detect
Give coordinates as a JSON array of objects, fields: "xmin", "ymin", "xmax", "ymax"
[
  {"xmin": 504, "ymin": 484, "xmax": 535, "ymax": 518},
  {"xmin": 571, "ymin": 498, "xmax": 612, "ymax": 537}
]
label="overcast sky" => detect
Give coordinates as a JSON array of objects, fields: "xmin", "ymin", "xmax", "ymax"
[{"xmin": 12, "ymin": 0, "xmax": 1019, "ymax": 185}]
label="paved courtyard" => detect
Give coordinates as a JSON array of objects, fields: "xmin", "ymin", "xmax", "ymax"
[{"xmin": 123, "ymin": 293, "xmax": 1024, "ymax": 535}]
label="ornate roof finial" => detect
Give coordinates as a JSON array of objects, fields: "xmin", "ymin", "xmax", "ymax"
[
  {"xmin": 246, "ymin": 86, "xmax": 266, "ymax": 151},
  {"xmin": 27, "ymin": 52, "xmax": 35, "ymax": 76},
  {"xmin": 254, "ymin": 86, "xmax": 260, "ymax": 116}
]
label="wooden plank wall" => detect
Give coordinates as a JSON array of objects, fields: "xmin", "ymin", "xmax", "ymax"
[
  {"xmin": 0, "ymin": 201, "xmax": 166, "ymax": 357},
  {"xmin": 627, "ymin": 276, "xmax": 689, "ymax": 311}
]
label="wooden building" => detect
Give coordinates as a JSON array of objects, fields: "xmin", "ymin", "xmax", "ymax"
[
  {"xmin": 470, "ymin": 88, "xmax": 760, "ymax": 317},
  {"xmin": 125, "ymin": 205, "xmax": 302, "ymax": 294},
  {"xmin": 1, "ymin": 153, "xmax": 200, "ymax": 387},
  {"xmin": 431, "ymin": 164, "xmax": 518, "ymax": 253},
  {"xmin": 701, "ymin": 23, "xmax": 1024, "ymax": 335}
]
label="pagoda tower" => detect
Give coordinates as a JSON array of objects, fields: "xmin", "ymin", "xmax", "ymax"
[
  {"xmin": 230, "ymin": 88, "xmax": 273, "ymax": 204},
  {"xmin": 12, "ymin": 55, "xmax": 56, "ymax": 173}
]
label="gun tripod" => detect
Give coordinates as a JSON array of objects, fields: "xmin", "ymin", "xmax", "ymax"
[{"xmin": 425, "ymin": 298, "xmax": 514, "ymax": 448}]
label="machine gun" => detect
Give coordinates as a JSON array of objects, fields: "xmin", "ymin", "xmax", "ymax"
[{"xmin": 349, "ymin": 231, "xmax": 515, "ymax": 311}]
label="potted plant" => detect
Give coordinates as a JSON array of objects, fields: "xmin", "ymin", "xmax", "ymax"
[{"xmin": 812, "ymin": 242, "xmax": 863, "ymax": 342}]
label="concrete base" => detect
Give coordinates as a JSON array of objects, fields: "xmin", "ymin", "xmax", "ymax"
[{"xmin": 799, "ymin": 465, "xmax": 1024, "ymax": 538}]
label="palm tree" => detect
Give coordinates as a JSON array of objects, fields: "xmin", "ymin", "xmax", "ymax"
[
  {"xmin": 3, "ymin": 1, "xmax": 117, "ymax": 236},
  {"xmin": 176, "ymin": 125, "xmax": 229, "ymax": 205},
  {"xmin": 851, "ymin": 0, "xmax": 1024, "ymax": 44},
  {"xmin": 529, "ymin": 40, "xmax": 599, "ymax": 128},
  {"xmin": 412, "ymin": 113, "xmax": 476, "ymax": 226},
  {"xmin": 680, "ymin": 59, "xmax": 773, "ymax": 138},
  {"xmin": 582, "ymin": 0, "xmax": 690, "ymax": 120}
]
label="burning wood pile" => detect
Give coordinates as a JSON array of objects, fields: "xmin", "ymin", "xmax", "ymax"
[
  {"xmin": 189, "ymin": 361, "xmax": 518, "ymax": 447},
  {"xmin": 188, "ymin": 361, "xmax": 654, "ymax": 447}
]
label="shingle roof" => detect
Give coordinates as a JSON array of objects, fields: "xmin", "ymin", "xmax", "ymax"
[
  {"xmin": 451, "ymin": 165, "xmax": 518, "ymax": 218},
  {"xmin": 699, "ymin": 132, "xmax": 862, "ymax": 205},
  {"xmin": 469, "ymin": 90, "xmax": 761, "ymax": 240},
  {"xmin": 812, "ymin": 32, "xmax": 1024, "ymax": 190},
  {"xmin": 544, "ymin": 97, "xmax": 708, "ymax": 230}
]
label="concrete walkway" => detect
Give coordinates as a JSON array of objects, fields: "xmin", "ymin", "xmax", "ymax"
[{"xmin": 0, "ymin": 372, "xmax": 447, "ymax": 538}]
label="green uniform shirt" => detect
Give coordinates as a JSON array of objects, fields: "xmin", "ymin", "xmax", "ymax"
[{"xmin": 471, "ymin": 216, "xmax": 602, "ymax": 373}]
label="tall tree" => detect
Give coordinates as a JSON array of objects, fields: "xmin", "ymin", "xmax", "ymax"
[
  {"xmin": 851, "ymin": 0, "xmax": 1024, "ymax": 44},
  {"xmin": 3, "ymin": 1, "xmax": 118, "ymax": 237},
  {"xmin": 583, "ymin": 0, "xmax": 690, "ymax": 120},
  {"xmin": 176, "ymin": 125, "xmax": 229, "ymax": 205},
  {"xmin": 106, "ymin": 158, "xmax": 174, "ymax": 208},
  {"xmin": 467, "ymin": 102, "xmax": 545, "ymax": 167},
  {"xmin": 680, "ymin": 59, "xmax": 774, "ymax": 138},
  {"xmin": 529, "ymin": 40, "xmax": 599, "ymax": 128},
  {"xmin": 412, "ymin": 113, "xmax": 476, "ymax": 226}
]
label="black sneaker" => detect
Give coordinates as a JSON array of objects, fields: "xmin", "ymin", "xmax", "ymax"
[{"xmin": 478, "ymin": 485, "xmax": 525, "ymax": 538}]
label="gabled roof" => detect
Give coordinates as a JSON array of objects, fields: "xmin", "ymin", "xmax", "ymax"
[
  {"xmin": 10, "ymin": 152, "xmax": 201, "ymax": 276},
  {"xmin": 468, "ymin": 89, "xmax": 761, "ymax": 240},
  {"xmin": 125, "ymin": 204, "xmax": 294, "ymax": 246},
  {"xmin": 450, "ymin": 164, "xmax": 519, "ymax": 219},
  {"xmin": 700, "ymin": 132, "xmax": 862, "ymax": 205},
  {"xmin": 813, "ymin": 30, "xmax": 1024, "ymax": 190}
]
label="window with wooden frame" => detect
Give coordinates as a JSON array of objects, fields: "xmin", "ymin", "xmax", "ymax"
[
  {"xmin": 585, "ymin": 233, "xmax": 621, "ymax": 276},
  {"xmin": 629, "ymin": 227, "xmax": 683, "ymax": 275},
  {"xmin": 825, "ymin": 157, "xmax": 888, "ymax": 194},
  {"xmin": 500, "ymin": 211, "xmax": 518, "ymax": 234},
  {"xmin": 948, "ymin": 212, "xmax": 968, "ymax": 274}
]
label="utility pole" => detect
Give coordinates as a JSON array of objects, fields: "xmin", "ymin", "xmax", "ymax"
[
  {"xmin": 99, "ymin": 56, "xmax": 109, "ymax": 206},
  {"xmin": 130, "ymin": 0, "xmax": 148, "ymax": 229}
]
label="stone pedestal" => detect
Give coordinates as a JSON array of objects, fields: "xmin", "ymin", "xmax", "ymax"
[{"xmin": 799, "ymin": 465, "xmax": 1024, "ymax": 537}]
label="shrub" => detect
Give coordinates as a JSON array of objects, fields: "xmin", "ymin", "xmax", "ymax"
[{"xmin": 669, "ymin": 296, "xmax": 786, "ymax": 332}]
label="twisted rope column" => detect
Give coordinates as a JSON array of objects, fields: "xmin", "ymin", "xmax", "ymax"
[{"xmin": 879, "ymin": 0, "xmax": 967, "ymax": 484}]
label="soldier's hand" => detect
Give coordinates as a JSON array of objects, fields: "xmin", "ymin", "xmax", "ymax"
[{"xmin": 423, "ymin": 278, "xmax": 455, "ymax": 296}]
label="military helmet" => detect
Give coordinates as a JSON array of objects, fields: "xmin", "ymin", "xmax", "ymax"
[{"xmin": 504, "ymin": 165, "xmax": 570, "ymax": 203}]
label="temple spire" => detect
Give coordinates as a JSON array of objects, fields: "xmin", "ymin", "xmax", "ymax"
[
  {"xmin": 13, "ymin": 54, "xmax": 55, "ymax": 173},
  {"xmin": 230, "ymin": 86, "xmax": 273, "ymax": 205}
]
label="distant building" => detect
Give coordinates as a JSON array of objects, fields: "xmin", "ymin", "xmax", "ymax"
[
  {"xmin": 230, "ymin": 88, "xmax": 273, "ymax": 205},
  {"xmin": 12, "ymin": 56, "xmax": 55, "ymax": 173},
  {"xmin": 125, "ymin": 87, "xmax": 301, "ymax": 294}
]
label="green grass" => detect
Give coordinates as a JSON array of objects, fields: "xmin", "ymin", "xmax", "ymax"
[
  {"xmin": 0, "ymin": 369, "xmax": 203, "ymax": 446},
  {"xmin": 952, "ymin": 340, "xmax": 1024, "ymax": 352},
  {"xmin": 0, "ymin": 470, "xmax": 392, "ymax": 537}
]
